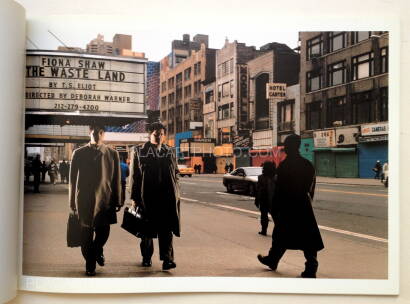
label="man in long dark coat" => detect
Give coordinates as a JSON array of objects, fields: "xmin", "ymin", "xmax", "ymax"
[
  {"xmin": 130, "ymin": 122, "xmax": 180, "ymax": 270},
  {"xmin": 69, "ymin": 124, "xmax": 122, "ymax": 276},
  {"xmin": 257, "ymin": 134, "xmax": 324, "ymax": 278}
]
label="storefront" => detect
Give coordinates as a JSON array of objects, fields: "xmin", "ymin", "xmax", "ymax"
[
  {"xmin": 313, "ymin": 128, "xmax": 359, "ymax": 178},
  {"xmin": 358, "ymin": 122, "xmax": 388, "ymax": 178},
  {"xmin": 300, "ymin": 138, "xmax": 314, "ymax": 163},
  {"xmin": 214, "ymin": 144, "xmax": 234, "ymax": 173}
]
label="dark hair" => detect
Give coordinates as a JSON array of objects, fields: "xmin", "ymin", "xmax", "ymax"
[
  {"xmin": 262, "ymin": 161, "xmax": 276, "ymax": 177},
  {"xmin": 284, "ymin": 134, "xmax": 301, "ymax": 154},
  {"xmin": 89, "ymin": 124, "xmax": 105, "ymax": 132},
  {"xmin": 148, "ymin": 121, "xmax": 166, "ymax": 134}
]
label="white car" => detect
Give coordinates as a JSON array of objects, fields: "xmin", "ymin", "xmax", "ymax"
[{"xmin": 222, "ymin": 167, "xmax": 262, "ymax": 196}]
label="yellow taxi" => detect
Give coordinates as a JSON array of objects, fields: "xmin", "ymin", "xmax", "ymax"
[{"xmin": 177, "ymin": 164, "xmax": 195, "ymax": 177}]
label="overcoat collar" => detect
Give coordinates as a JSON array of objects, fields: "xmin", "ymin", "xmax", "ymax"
[{"xmin": 87, "ymin": 142, "xmax": 109, "ymax": 154}]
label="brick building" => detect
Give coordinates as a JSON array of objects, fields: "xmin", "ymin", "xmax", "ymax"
[
  {"xmin": 247, "ymin": 42, "xmax": 300, "ymax": 149},
  {"xmin": 299, "ymin": 31, "xmax": 389, "ymax": 177}
]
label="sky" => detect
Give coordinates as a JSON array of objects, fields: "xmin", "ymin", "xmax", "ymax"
[
  {"xmin": 19, "ymin": 0, "xmax": 398, "ymax": 62},
  {"xmin": 25, "ymin": 15, "xmax": 300, "ymax": 62}
]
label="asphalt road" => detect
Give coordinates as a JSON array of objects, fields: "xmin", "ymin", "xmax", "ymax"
[
  {"xmin": 179, "ymin": 174, "xmax": 388, "ymax": 239},
  {"xmin": 22, "ymin": 176, "xmax": 388, "ymax": 279}
]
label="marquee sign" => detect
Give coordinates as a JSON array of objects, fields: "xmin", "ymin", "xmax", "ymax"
[{"xmin": 25, "ymin": 51, "xmax": 147, "ymax": 116}]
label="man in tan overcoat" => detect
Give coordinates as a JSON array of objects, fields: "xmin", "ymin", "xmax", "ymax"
[{"xmin": 69, "ymin": 124, "xmax": 122, "ymax": 276}]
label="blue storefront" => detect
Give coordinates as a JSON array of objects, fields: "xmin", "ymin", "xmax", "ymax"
[
  {"xmin": 300, "ymin": 138, "xmax": 314, "ymax": 164},
  {"xmin": 175, "ymin": 131, "xmax": 193, "ymax": 159},
  {"xmin": 357, "ymin": 123, "xmax": 388, "ymax": 178}
]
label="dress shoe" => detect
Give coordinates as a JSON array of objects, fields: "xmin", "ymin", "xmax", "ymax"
[
  {"xmin": 162, "ymin": 260, "xmax": 176, "ymax": 270},
  {"xmin": 257, "ymin": 254, "xmax": 278, "ymax": 271},
  {"xmin": 301, "ymin": 271, "xmax": 316, "ymax": 278},
  {"xmin": 96, "ymin": 254, "xmax": 105, "ymax": 267},
  {"xmin": 142, "ymin": 259, "xmax": 152, "ymax": 267},
  {"xmin": 85, "ymin": 270, "xmax": 96, "ymax": 276}
]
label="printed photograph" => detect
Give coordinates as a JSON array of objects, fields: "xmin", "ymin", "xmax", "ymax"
[{"xmin": 22, "ymin": 17, "xmax": 389, "ymax": 281}]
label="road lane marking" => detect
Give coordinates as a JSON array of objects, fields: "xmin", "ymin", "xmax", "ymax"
[
  {"xmin": 180, "ymin": 181, "xmax": 198, "ymax": 185},
  {"xmin": 317, "ymin": 225, "xmax": 388, "ymax": 243},
  {"xmin": 318, "ymin": 189, "xmax": 388, "ymax": 197},
  {"xmin": 192, "ymin": 179, "xmax": 221, "ymax": 183},
  {"xmin": 216, "ymin": 192, "xmax": 254, "ymax": 200},
  {"xmin": 180, "ymin": 197, "xmax": 388, "ymax": 243},
  {"xmin": 181, "ymin": 197, "xmax": 199, "ymax": 202}
]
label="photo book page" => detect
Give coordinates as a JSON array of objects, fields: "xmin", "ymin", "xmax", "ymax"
[{"xmin": 0, "ymin": 0, "xmax": 402, "ymax": 302}]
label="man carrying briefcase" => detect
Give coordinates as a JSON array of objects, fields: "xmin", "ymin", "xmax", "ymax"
[{"xmin": 69, "ymin": 124, "xmax": 122, "ymax": 276}]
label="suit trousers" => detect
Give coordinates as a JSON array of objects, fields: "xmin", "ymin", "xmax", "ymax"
[
  {"xmin": 260, "ymin": 207, "xmax": 269, "ymax": 233},
  {"xmin": 140, "ymin": 230, "xmax": 174, "ymax": 262},
  {"xmin": 81, "ymin": 225, "xmax": 110, "ymax": 271},
  {"xmin": 268, "ymin": 245, "xmax": 318, "ymax": 274}
]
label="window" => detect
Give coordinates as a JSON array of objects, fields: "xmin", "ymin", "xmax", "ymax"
[
  {"xmin": 307, "ymin": 35, "xmax": 323, "ymax": 60},
  {"xmin": 194, "ymin": 80, "xmax": 201, "ymax": 95},
  {"xmin": 167, "ymin": 77, "xmax": 174, "ymax": 89},
  {"xmin": 169, "ymin": 108, "xmax": 175, "ymax": 120},
  {"xmin": 161, "ymin": 96, "xmax": 167, "ymax": 107},
  {"xmin": 306, "ymin": 71, "xmax": 321, "ymax": 92},
  {"xmin": 184, "ymin": 103, "xmax": 189, "ymax": 115},
  {"xmin": 352, "ymin": 91, "xmax": 374, "ymax": 124},
  {"xmin": 205, "ymin": 90, "xmax": 214, "ymax": 104},
  {"xmin": 230, "ymin": 102, "xmax": 234, "ymax": 119},
  {"xmin": 278, "ymin": 101, "xmax": 294, "ymax": 123},
  {"xmin": 161, "ymin": 81, "xmax": 167, "ymax": 92},
  {"xmin": 194, "ymin": 62, "xmax": 201, "ymax": 75},
  {"xmin": 218, "ymin": 127, "xmax": 231, "ymax": 144},
  {"xmin": 168, "ymin": 93, "xmax": 174, "ymax": 105},
  {"xmin": 218, "ymin": 85, "xmax": 222, "ymax": 100},
  {"xmin": 230, "ymin": 80, "xmax": 234, "ymax": 97},
  {"xmin": 379, "ymin": 87, "xmax": 388, "ymax": 121},
  {"xmin": 326, "ymin": 96, "xmax": 347, "ymax": 127},
  {"xmin": 352, "ymin": 31, "xmax": 371, "ymax": 44},
  {"xmin": 218, "ymin": 59, "xmax": 234, "ymax": 78},
  {"xmin": 218, "ymin": 104, "xmax": 230, "ymax": 120},
  {"xmin": 184, "ymin": 85, "xmax": 192, "ymax": 98},
  {"xmin": 176, "ymin": 73, "xmax": 182, "ymax": 85},
  {"xmin": 352, "ymin": 52, "xmax": 374, "ymax": 80},
  {"xmin": 184, "ymin": 121, "xmax": 189, "ymax": 131},
  {"xmin": 306, "ymin": 101, "xmax": 322, "ymax": 130},
  {"xmin": 222, "ymin": 82, "xmax": 230, "ymax": 97},
  {"xmin": 329, "ymin": 32, "xmax": 346, "ymax": 52},
  {"xmin": 381, "ymin": 48, "xmax": 388, "ymax": 74},
  {"xmin": 229, "ymin": 58, "xmax": 234, "ymax": 74},
  {"xmin": 184, "ymin": 68, "xmax": 191, "ymax": 81},
  {"xmin": 161, "ymin": 110, "xmax": 167, "ymax": 121},
  {"xmin": 176, "ymin": 87, "xmax": 183, "ymax": 103},
  {"xmin": 327, "ymin": 61, "xmax": 346, "ymax": 86}
]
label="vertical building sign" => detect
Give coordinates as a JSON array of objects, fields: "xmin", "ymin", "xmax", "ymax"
[{"xmin": 237, "ymin": 65, "xmax": 249, "ymax": 127}]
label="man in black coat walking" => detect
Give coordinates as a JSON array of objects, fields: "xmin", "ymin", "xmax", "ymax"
[
  {"xmin": 130, "ymin": 122, "xmax": 181, "ymax": 270},
  {"xmin": 257, "ymin": 134, "xmax": 324, "ymax": 278}
]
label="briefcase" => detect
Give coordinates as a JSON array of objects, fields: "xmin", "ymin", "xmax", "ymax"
[
  {"xmin": 67, "ymin": 211, "xmax": 81, "ymax": 247},
  {"xmin": 121, "ymin": 206, "xmax": 146, "ymax": 238}
]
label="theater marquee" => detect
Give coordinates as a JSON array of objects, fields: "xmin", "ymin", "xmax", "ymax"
[{"xmin": 25, "ymin": 51, "xmax": 147, "ymax": 117}]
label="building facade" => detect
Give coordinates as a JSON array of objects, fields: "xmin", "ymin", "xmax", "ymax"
[
  {"xmin": 299, "ymin": 31, "xmax": 388, "ymax": 177},
  {"xmin": 160, "ymin": 43, "xmax": 216, "ymax": 145},
  {"xmin": 247, "ymin": 42, "xmax": 300, "ymax": 148}
]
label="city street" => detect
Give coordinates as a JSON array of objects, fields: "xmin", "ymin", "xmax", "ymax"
[{"xmin": 23, "ymin": 174, "xmax": 388, "ymax": 279}]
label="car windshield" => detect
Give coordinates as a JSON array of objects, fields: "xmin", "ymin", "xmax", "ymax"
[
  {"xmin": 243, "ymin": 167, "xmax": 263, "ymax": 176},
  {"xmin": 178, "ymin": 165, "xmax": 187, "ymax": 169}
]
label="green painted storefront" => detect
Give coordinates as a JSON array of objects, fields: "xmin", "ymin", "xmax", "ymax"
[
  {"xmin": 314, "ymin": 148, "xmax": 359, "ymax": 178},
  {"xmin": 300, "ymin": 138, "xmax": 314, "ymax": 164}
]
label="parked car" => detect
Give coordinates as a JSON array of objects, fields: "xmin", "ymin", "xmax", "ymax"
[
  {"xmin": 222, "ymin": 166, "xmax": 263, "ymax": 196},
  {"xmin": 177, "ymin": 164, "xmax": 194, "ymax": 177}
]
